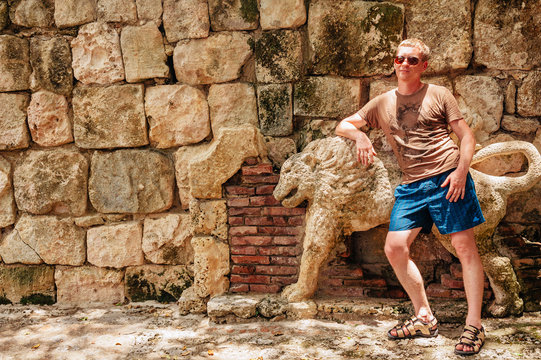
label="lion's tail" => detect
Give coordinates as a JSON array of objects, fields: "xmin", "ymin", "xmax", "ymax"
[{"xmin": 470, "ymin": 141, "xmax": 541, "ymax": 195}]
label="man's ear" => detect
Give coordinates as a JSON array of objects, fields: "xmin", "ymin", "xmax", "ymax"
[{"xmin": 422, "ymin": 61, "xmax": 428, "ymax": 71}]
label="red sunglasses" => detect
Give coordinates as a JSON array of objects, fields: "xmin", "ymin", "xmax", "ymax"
[{"xmin": 394, "ymin": 56, "xmax": 421, "ymax": 66}]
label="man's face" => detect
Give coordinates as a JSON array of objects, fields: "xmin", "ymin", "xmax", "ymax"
[{"xmin": 394, "ymin": 46, "xmax": 427, "ymax": 81}]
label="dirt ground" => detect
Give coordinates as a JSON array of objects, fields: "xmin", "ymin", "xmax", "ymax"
[{"xmin": 0, "ymin": 302, "xmax": 540, "ymax": 360}]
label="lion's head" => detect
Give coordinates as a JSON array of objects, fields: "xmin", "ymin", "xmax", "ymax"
[{"xmin": 274, "ymin": 137, "xmax": 394, "ymax": 225}]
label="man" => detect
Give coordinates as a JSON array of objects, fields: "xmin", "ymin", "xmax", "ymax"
[{"xmin": 335, "ymin": 38, "xmax": 486, "ymax": 356}]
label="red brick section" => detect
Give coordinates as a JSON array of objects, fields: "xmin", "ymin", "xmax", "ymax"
[{"xmin": 226, "ymin": 159, "xmax": 304, "ymax": 294}]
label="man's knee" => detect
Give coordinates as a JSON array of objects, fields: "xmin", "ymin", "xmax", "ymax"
[
  {"xmin": 451, "ymin": 229, "xmax": 479, "ymax": 258},
  {"xmin": 384, "ymin": 235, "xmax": 409, "ymax": 263}
]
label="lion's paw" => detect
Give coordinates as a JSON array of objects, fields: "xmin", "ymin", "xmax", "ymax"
[
  {"xmin": 281, "ymin": 283, "xmax": 312, "ymax": 302},
  {"xmin": 487, "ymin": 298, "xmax": 523, "ymax": 318}
]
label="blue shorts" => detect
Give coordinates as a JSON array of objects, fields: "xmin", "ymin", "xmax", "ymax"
[{"xmin": 389, "ymin": 168, "xmax": 485, "ymax": 235}]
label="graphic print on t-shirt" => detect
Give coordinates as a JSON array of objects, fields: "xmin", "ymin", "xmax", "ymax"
[
  {"xmin": 387, "ymin": 101, "xmax": 425, "ymax": 164},
  {"xmin": 395, "ymin": 103, "xmax": 422, "ymax": 144}
]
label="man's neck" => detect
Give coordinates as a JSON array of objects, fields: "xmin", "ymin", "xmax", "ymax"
[{"xmin": 397, "ymin": 80, "xmax": 424, "ymax": 95}]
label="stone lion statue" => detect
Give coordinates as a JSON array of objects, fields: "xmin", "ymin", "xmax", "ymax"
[{"xmin": 273, "ymin": 136, "xmax": 541, "ymax": 317}]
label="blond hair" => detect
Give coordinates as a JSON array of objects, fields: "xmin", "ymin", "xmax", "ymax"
[{"xmin": 398, "ymin": 38, "xmax": 430, "ymax": 61}]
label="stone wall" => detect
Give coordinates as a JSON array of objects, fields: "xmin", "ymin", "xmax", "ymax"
[{"xmin": 0, "ymin": 0, "xmax": 539, "ymax": 310}]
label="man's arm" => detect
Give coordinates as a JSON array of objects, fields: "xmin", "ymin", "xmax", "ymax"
[
  {"xmin": 441, "ymin": 119, "xmax": 476, "ymax": 202},
  {"xmin": 335, "ymin": 113, "xmax": 377, "ymax": 166}
]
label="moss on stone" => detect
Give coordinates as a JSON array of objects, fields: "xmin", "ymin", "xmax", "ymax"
[
  {"xmin": 294, "ymin": 78, "xmax": 319, "ymax": 112},
  {"xmin": 126, "ymin": 273, "xmax": 157, "ymax": 302},
  {"xmin": 240, "ymin": 0, "xmax": 259, "ymax": 23},
  {"xmin": 255, "ymin": 31, "xmax": 287, "ymax": 80},
  {"xmin": 126, "ymin": 271, "xmax": 192, "ymax": 303},
  {"xmin": 0, "ymin": 1, "xmax": 8, "ymax": 30},
  {"xmin": 259, "ymin": 86, "xmax": 290, "ymax": 132},
  {"xmin": 20, "ymin": 293, "xmax": 55, "ymax": 305},
  {"xmin": 13, "ymin": 267, "xmax": 38, "ymax": 286},
  {"xmin": 47, "ymin": 39, "xmax": 72, "ymax": 93},
  {"xmin": 162, "ymin": 245, "xmax": 181, "ymax": 264},
  {"xmin": 313, "ymin": 2, "xmax": 402, "ymax": 76}
]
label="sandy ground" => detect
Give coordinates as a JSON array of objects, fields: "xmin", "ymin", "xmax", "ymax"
[{"xmin": 0, "ymin": 302, "xmax": 540, "ymax": 360}]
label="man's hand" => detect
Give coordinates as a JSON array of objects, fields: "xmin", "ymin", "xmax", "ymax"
[
  {"xmin": 355, "ymin": 132, "xmax": 377, "ymax": 166},
  {"xmin": 441, "ymin": 169, "xmax": 467, "ymax": 202}
]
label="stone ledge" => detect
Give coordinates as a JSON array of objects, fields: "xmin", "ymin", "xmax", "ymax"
[{"xmin": 205, "ymin": 294, "xmax": 470, "ymax": 324}]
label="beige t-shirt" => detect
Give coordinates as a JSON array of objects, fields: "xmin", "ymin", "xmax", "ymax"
[{"xmin": 359, "ymin": 83, "xmax": 462, "ymax": 184}]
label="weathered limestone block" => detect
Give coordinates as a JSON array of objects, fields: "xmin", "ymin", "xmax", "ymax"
[
  {"xmin": 255, "ymin": 30, "xmax": 303, "ymax": 83},
  {"xmin": 287, "ymin": 301, "xmax": 318, "ymax": 319},
  {"xmin": 163, "ymin": 0, "xmax": 209, "ymax": 42},
  {"xmin": 260, "ymin": 0, "xmax": 306, "ymax": 30},
  {"xmin": 97, "ymin": 0, "xmax": 137, "ymax": 23},
  {"xmin": 145, "ymin": 85, "xmax": 209, "ymax": 148},
  {"xmin": 9, "ymin": 0, "xmax": 54, "ymax": 27},
  {"xmin": 177, "ymin": 286, "xmax": 207, "ymax": 314},
  {"xmin": 74, "ymin": 213, "xmax": 129, "ymax": 228},
  {"xmin": 0, "ymin": 1, "xmax": 8, "ymax": 30},
  {"xmin": 0, "ymin": 230, "xmax": 42, "ymax": 264},
  {"xmin": 0, "ymin": 265, "xmax": 55, "ymax": 304},
  {"xmin": 142, "ymin": 213, "xmax": 193, "ymax": 264},
  {"xmin": 474, "ymin": 0, "xmax": 541, "ymax": 70},
  {"xmin": 207, "ymin": 294, "xmax": 260, "ymax": 319},
  {"xmin": 405, "ymin": 0, "xmax": 472, "ymax": 73},
  {"xmin": 14, "ymin": 215, "xmax": 86, "ymax": 265},
  {"xmin": 174, "ymin": 143, "xmax": 209, "ymax": 208},
  {"xmin": 136, "ymin": 0, "xmax": 162, "ymax": 23},
  {"xmin": 308, "ymin": 0, "xmax": 403, "ymax": 76},
  {"xmin": 30, "ymin": 36, "xmax": 73, "ymax": 95},
  {"xmin": 208, "ymin": 83, "xmax": 258, "ymax": 135},
  {"xmin": 173, "ymin": 32, "xmax": 252, "ymax": 85},
  {"xmin": 125, "ymin": 265, "xmax": 193, "ymax": 302},
  {"xmin": 0, "ymin": 156, "xmax": 16, "ymax": 228},
  {"xmin": 190, "ymin": 199, "xmax": 227, "ymax": 240},
  {"xmin": 209, "ymin": 0, "xmax": 258, "ymax": 31},
  {"xmin": 471, "ymin": 134, "xmax": 525, "ymax": 176},
  {"xmin": 505, "ymin": 81, "xmax": 516, "ymax": 114},
  {"xmin": 89, "ymin": 150, "xmax": 174, "ymax": 213},
  {"xmin": 189, "ymin": 126, "xmax": 267, "ymax": 198},
  {"xmin": 121, "ymin": 23, "xmax": 169, "ymax": 83},
  {"xmin": 55, "ymin": 266, "xmax": 124, "ymax": 304},
  {"xmin": 294, "ymin": 76, "xmax": 361, "ymax": 118},
  {"xmin": 27, "ymin": 90, "xmax": 73, "ymax": 147},
  {"xmin": 264, "ymin": 136, "xmax": 297, "ymax": 169},
  {"xmin": 369, "ymin": 76, "xmax": 453, "ymax": 99},
  {"xmin": 0, "ymin": 35, "xmax": 31, "ymax": 91},
  {"xmin": 192, "ymin": 236, "xmax": 229, "ymax": 298},
  {"xmin": 54, "ymin": 0, "xmax": 96, "ymax": 28},
  {"xmin": 535, "ymin": 129, "xmax": 541, "ymax": 154},
  {"xmin": 257, "ymin": 296, "xmax": 288, "ymax": 318},
  {"xmin": 0, "ymin": 93, "xmax": 30, "ymax": 150},
  {"xmin": 73, "ymin": 84, "xmax": 148, "ymax": 149},
  {"xmin": 455, "ymin": 75, "xmax": 503, "ymax": 142},
  {"xmin": 13, "ymin": 150, "xmax": 88, "ymax": 216},
  {"xmin": 71, "ymin": 22, "xmax": 125, "ymax": 85},
  {"xmin": 368, "ymin": 78, "xmax": 397, "ymax": 100},
  {"xmin": 257, "ymin": 83, "xmax": 293, "ymax": 136},
  {"xmin": 501, "ymin": 115, "xmax": 540, "ymax": 135},
  {"xmin": 87, "ymin": 222, "xmax": 144, "ymax": 268},
  {"xmin": 517, "ymin": 71, "xmax": 541, "ymax": 117},
  {"xmin": 295, "ymin": 119, "xmax": 338, "ymax": 151}
]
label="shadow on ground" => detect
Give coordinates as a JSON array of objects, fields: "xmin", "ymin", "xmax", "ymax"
[{"xmin": 0, "ymin": 302, "xmax": 540, "ymax": 360}]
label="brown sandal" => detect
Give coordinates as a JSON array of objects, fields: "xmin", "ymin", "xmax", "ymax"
[
  {"xmin": 387, "ymin": 316, "xmax": 438, "ymax": 339},
  {"xmin": 454, "ymin": 325, "xmax": 485, "ymax": 356}
]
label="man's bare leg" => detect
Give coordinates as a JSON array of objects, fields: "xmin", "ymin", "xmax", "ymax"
[
  {"xmin": 451, "ymin": 228, "xmax": 484, "ymax": 353},
  {"xmin": 385, "ymin": 227, "xmax": 434, "ymax": 336}
]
